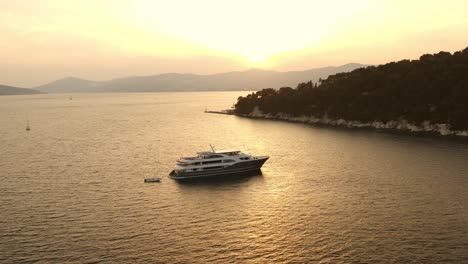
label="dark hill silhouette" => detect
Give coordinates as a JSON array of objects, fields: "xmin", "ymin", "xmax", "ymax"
[{"xmin": 235, "ymin": 48, "xmax": 468, "ymax": 132}]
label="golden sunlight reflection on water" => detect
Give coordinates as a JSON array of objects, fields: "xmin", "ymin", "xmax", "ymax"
[{"xmin": 0, "ymin": 92, "xmax": 467, "ymax": 263}]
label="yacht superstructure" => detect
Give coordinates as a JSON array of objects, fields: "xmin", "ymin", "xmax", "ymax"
[{"xmin": 169, "ymin": 148, "xmax": 269, "ymax": 180}]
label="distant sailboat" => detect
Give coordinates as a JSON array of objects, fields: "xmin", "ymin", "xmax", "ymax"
[{"xmin": 25, "ymin": 113, "xmax": 31, "ymax": 131}]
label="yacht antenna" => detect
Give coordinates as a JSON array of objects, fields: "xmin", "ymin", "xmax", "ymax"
[{"xmin": 209, "ymin": 144, "xmax": 216, "ymax": 152}]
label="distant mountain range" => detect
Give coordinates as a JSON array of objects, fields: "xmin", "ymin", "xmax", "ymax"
[
  {"xmin": 35, "ymin": 63, "xmax": 367, "ymax": 93},
  {"xmin": 0, "ymin": 85, "xmax": 44, "ymax": 95}
]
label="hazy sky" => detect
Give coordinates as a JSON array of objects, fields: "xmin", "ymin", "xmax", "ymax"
[{"xmin": 1, "ymin": 0, "xmax": 467, "ymax": 87}]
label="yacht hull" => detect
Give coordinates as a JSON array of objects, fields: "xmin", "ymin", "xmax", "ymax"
[{"xmin": 169, "ymin": 157, "xmax": 268, "ymax": 180}]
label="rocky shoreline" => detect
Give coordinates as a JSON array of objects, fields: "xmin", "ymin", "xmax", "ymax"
[{"xmin": 209, "ymin": 107, "xmax": 468, "ymax": 137}]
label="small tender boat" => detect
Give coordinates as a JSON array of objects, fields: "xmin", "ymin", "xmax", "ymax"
[{"xmin": 144, "ymin": 177, "xmax": 161, "ymax": 183}]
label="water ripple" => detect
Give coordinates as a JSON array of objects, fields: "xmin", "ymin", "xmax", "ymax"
[{"xmin": 1, "ymin": 93, "xmax": 467, "ymax": 263}]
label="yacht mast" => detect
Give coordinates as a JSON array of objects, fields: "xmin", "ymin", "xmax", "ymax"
[{"xmin": 209, "ymin": 144, "xmax": 216, "ymax": 152}]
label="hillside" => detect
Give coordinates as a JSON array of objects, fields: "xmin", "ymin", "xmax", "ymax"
[
  {"xmin": 235, "ymin": 48, "xmax": 468, "ymax": 134},
  {"xmin": 0, "ymin": 85, "xmax": 44, "ymax": 95},
  {"xmin": 35, "ymin": 64, "xmax": 366, "ymax": 93},
  {"xmin": 36, "ymin": 77, "xmax": 103, "ymax": 93}
]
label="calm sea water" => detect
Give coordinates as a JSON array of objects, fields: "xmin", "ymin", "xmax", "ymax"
[{"xmin": 1, "ymin": 92, "xmax": 467, "ymax": 263}]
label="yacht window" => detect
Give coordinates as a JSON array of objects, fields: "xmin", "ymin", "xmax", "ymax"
[
  {"xmin": 177, "ymin": 162, "xmax": 192, "ymax": 166},
  {"xmin": 202, "ymin": 160, "xmax": 222, "ymax": 165},
  {"xmin": 207, "ymin": 155, "xmax": 223, "ymax": 159},
  {"xmin": 204, "ymin": 166, "xmax": 223, "ymax": 170}
]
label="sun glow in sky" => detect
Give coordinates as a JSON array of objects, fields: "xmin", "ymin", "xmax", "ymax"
[{"xmin": 1, "ymin": 0, "xmax": 467, "ymax": 86}]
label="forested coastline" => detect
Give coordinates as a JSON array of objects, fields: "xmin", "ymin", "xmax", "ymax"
[{"xmin": 234, "ymin": 48, "xmax": 468, "ymax": 135}]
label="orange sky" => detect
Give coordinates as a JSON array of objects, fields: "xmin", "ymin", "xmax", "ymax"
[{"xmin": 1, "ymin": 0, "xmax": 467, "ymax": 87}]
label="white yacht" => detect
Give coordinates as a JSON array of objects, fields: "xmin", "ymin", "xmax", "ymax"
[{"xmin": 169, "ymin": 147, "xmax": 269, "ymax": 180}]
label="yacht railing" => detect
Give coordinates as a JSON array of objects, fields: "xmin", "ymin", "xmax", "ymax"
[{"xmin": 179, "ymin": 157, "xmax": 201, "ymax": 161}]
